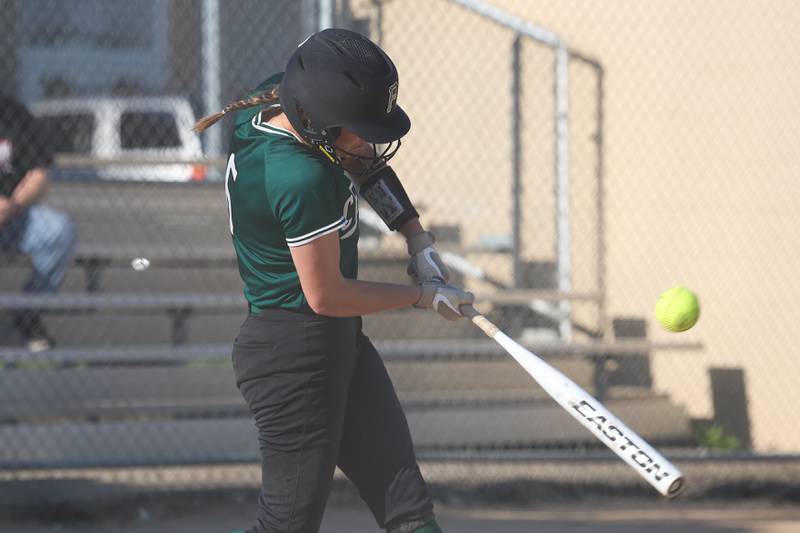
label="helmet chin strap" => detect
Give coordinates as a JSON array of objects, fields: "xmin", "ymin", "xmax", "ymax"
[
  {"xmin": 302, "ymin": 122, "xmax": 344, "ymax": 165},
  {"xmin": 316, "ymin": 142, "xmax": 340, "ymax": 164},
  {"xmin": 285, "ymin": 102, "xmax": 343, "ymax": 163}
]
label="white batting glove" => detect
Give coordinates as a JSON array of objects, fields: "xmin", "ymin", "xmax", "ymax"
[
  {"xmin": 414, "ymin": 282, "xmax": 475, "ymax": 321},
  {"xmin": 406, "ymin": 231, "xmax": 450, "ymax": 284}
]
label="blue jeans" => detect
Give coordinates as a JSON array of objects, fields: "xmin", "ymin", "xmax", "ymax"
[
  {"xmin": 1, "ymin": 204, "xmax": 77, "ymax": 336},
  {"xmin": 1, "ymin": 204, "xmax": 77, "ymax": 292}
]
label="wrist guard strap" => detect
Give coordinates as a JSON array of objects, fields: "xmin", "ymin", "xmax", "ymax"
[{"xmin": 359, "ymin": 165, "xmax": 419, "ymax": 231}]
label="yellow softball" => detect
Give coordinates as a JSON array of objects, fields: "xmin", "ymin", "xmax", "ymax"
[{"xmin": 655, "ymin": 287, "xmax": 700, "ymax": 332}]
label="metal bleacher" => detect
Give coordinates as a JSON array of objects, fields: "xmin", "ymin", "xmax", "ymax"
[{"xmin": 0, "ymin": 179, "xmax": 699, "ymax": 469}]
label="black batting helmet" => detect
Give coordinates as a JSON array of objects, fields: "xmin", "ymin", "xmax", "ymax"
[{"xmin": 279, "ymin": 28, "xmax": 409, "ymax": 168}]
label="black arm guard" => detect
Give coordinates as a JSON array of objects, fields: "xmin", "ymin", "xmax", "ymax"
[{"xmin": 358, "ymin": 165, "xmax": 419, "ymax": 231}]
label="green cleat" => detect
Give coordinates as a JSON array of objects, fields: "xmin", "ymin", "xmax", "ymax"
[{"xmin": 411, "ymin": 522, "xmax": 444, "ymax": 533}]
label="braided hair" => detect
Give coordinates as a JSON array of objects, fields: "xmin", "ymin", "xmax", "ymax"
[{"xmin": 193, "ymin": 85, "xmax": 280, "ymax": 133}]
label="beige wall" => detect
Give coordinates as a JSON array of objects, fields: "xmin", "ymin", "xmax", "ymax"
[{"xmin": 373, "ymin": 0, "xmax": 800, "ymax": 452}]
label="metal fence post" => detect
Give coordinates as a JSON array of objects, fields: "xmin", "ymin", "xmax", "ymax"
[
  {"xmin": 555, "ymin": 44, "xmax": 572, "ymax": 340},
  {"xmin": 319, "ymin": 0, "xmax": 334, "ymax": 30},
  {"xmin": 201, "ymin": 0, "xmax": 221, "ymax": 162},
  {"xmin": 512, "ymin": 34, "xmax": 523, "ymax": 288}
]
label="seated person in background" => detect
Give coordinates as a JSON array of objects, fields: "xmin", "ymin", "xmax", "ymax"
[{"xmin": 0, "ymin": 94, "xmax": 76, "ymax": 352}]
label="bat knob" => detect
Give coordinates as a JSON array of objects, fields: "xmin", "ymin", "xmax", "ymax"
[{"xmin": 459, "ymin": 304, "xmax": 479, "ymax": 319}]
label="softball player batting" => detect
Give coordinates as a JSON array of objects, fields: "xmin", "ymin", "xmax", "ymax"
[{"xmin": 195, "ymin": 29, "xmax": 473, "ymax": 533}]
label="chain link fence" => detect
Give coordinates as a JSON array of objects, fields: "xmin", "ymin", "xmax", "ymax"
[{"xmin": 1, "ymin": 0, "xmax": 799, "ymax": 508}]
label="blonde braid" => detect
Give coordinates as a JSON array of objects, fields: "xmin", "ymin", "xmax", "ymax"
[{"xmin": 193, "ymin": 85, "xmax": 280, "ymax": 133}]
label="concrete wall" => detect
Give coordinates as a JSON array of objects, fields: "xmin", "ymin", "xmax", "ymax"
[{"xmin": 374, "ymin": 0, "xmax": 800, "ymax": 452}]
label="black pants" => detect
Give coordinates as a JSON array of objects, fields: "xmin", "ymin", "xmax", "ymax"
[{"xmin": 232, "ymin": 309, "xmax": 434, "ymax": 533}]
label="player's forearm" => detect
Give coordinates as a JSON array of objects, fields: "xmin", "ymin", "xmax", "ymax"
[
  {"xmin": 398, "ymin": 217, "xmax": 424, "ymax": 239},
  {"xmin": 307, "ymin": 278, "xmax": 421, "ymax": 317},
  {"xmin": 11, "ymin": 168, "xmax": 49, "ymax": 208}
]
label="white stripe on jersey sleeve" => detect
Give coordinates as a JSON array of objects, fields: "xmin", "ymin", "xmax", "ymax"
[{"xmin": 285, "ymin": 216, "xmax": 347, "ymax": 247}]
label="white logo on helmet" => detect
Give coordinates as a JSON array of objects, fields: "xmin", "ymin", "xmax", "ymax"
[{"xmin": 387, "ymin": 81, "xmax": 399, "ymax": 114}]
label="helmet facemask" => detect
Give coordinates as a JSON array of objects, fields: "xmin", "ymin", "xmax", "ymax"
[
  {"xmin": 293, "ymin": 104, "xmax": 401, "ymax": 175},
  {"xmin": 334, "ymin": 140, "xmax": 401, "ymax": 176}
]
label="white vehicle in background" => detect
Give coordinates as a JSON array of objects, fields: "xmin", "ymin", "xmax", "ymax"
[{"xmin": 31, "ymin": 97, "xmax": 208, "ymax": 182}]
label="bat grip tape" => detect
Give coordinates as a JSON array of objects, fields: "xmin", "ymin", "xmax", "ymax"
[{"xmin": 461, "ymin": 305, "xmax": 500, "ymax": 337}]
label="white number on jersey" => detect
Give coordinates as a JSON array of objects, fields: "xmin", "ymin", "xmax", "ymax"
[{"xmin": 225, "ymin": 153, "xmax": 238, "ymax": 235}]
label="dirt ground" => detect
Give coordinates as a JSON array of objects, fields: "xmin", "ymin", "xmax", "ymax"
[
  {"xmin": 2, "ymin": 460, "xmax": 799, "ymax": 532},
  {"xmin": 3, "ymin": 499, "xmax": 800, "ymax": 533}
]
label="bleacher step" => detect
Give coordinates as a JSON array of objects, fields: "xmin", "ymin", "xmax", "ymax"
[
  {"xmin": 0, "ymin": 393, "xmax": 692, "ymax": 469},
  {"xmin": 0, "ymin": 357, "xmax": 597, "ymax": 420}
]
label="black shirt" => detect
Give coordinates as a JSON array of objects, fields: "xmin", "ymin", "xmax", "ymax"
[{"xmin": 0, "ymin": 95, "xmax": 53, "ymax": 197}]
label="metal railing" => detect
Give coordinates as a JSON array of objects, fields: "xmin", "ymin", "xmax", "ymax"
[{"xmin": 379, "ymin": 0, "xmax": 607, "ymax": 341}]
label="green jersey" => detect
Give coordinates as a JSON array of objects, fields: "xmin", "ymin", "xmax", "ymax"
[{"xmin": 226, "ymin": 75, "xmax": 359, "ymax": 312}]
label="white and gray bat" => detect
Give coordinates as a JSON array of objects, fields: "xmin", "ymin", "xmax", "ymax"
[{"xmin": 462, "ymin": 305, "xmax": 684, "ymax": 497}]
